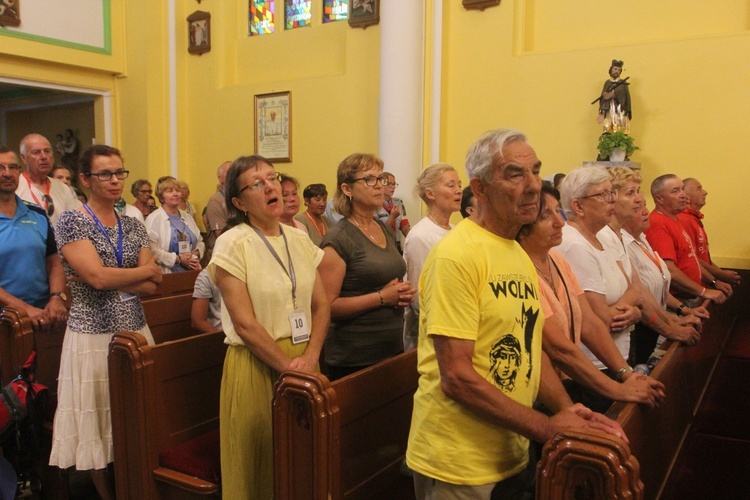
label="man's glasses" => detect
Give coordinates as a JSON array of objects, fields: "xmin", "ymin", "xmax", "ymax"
[
  {"xmin": 84, "ymin": 170, "xmax": 130, "ymax": 182},
  {"xmin": 581, "ymin": 190, "xmax": 617, "ymax": 203},
  {"xmin": 351, "ymin": 175, "xmax": 389, "ymax": 187},
  {"xmin": 43, "ymin": 195, "xmax": 55, "ymax": 217},
  {"xmin": 239, "ymin": 172, "xmax": 282, "ymax": 194},
  {"xmin": 0, "ymin": 164, "xmax": 22, "ymax": 173}
]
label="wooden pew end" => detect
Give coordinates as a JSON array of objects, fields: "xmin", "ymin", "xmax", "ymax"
[{"xmin": 536, "ymin": 428, "xmax": 643, "ymax": 500}]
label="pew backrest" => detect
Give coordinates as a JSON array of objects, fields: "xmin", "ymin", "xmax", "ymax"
[
  {"xmin": 140, "ymin": 270, "xmax": 200, "ymax": 301},
  {"xmin": 142, "ymin": 293, "xmax": 197, "ymax": 344}
]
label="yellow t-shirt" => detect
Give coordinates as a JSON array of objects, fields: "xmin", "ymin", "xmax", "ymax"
[
  {"xmin": 208, "ymin": 223, "xmax": 323, "ymax": 346},
  {"xmin": 406, "ymin": 219, "xmax": 544, "ymax": 485}
]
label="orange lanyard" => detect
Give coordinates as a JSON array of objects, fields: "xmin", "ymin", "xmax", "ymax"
[
  {"xmin": 304, "ymin": 211, "xmax": 326, "ymax": 237},
  {"xmin": 636, "ymin": 240, "xmax": 663, "ymax": 275},
  {"xmin": 23, "ymin": 172, "xmax": 51, "ymax": 210}
]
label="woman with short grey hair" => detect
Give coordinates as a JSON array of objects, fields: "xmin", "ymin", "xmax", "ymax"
[{"xmin": 556, "ymin": 166, "xmax": 642, "ymax": 394}]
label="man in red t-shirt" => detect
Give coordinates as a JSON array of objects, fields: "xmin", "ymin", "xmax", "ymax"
[
  {"xmin": 678, "ymin": 178, "xmax": 741, "ymax": 287},
  {"xmin": 645, "ymin": 174, "xmax": 727, "ymax": 304}
]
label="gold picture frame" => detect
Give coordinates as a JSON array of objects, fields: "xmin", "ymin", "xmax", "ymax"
[
  {"xmin": 0, "ymin": 0, "xmax": 21, "ymax": 28},
  {"xmin": 255, "ymin": 91, "xmax": 292, "ymax": 163},
  {"xmin": 187, "ymin": 10, "xmax": 211, "ymax": 55}
]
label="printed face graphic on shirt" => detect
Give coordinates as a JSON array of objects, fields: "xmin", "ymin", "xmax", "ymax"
[
  {"xmin": 489, "ymin": 334, "xmax": 522, "ymax": 391},
  {"xmin": 488, "ymin": 303, "xmax": 540, "ymax": 393}
]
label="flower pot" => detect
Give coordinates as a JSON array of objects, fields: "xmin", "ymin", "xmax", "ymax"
[{"xmin": 609, "ymin": 147, "xmax": 626, "ymax": 162}]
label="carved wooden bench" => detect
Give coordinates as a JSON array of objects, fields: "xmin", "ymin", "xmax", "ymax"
[
  {"xmin": 273, "ymin": 349, "xmax": 418, "ymax": 499},
  {"xmin": 109, "ymin": 329, "xmax": 227, "ymax": 499}
]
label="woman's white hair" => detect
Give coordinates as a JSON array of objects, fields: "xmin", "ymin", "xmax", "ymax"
[
  {"xmin": 465, "ymin": 128, "xmax": 527, "ymax": 182},
  {"xmin": 560, "ymin": 166, "xmax": 611, "ymax": 213}
]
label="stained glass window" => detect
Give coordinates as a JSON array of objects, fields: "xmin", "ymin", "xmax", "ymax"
[
  {"xmin": 249, "ymin": 0, "xmax": 275, "ymax": 36},
  {"xmin": 285, "ymin": 0, "xmax": 312, "ymax": 29},
  {"xmin": 323, "ymin": 0, "xmax": 348, "ymax": 23}
]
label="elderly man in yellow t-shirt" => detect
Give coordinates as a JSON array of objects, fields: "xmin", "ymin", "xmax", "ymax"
[{"xmin": 406, "ymin": 128, "xmax": 627, "ymax": 499}]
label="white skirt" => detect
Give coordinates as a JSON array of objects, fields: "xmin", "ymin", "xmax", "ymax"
[{"xmin": 49, "ymin": 325, "xmax": 154, "ymax": 471}]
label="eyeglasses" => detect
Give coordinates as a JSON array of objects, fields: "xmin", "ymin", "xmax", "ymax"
[
  {"xmin": 581, "ymin": 190, "xmax": 617, "ymax": 202},
  {"xmin": 351, "ymin": 175, "xmax": 389, "ymax": 187},
  {"xmin": 84, "ymin": 170, "xmax": 130, "ymax": 181},
  {"xmin": 43, "ymin": 194, "xmax": 55, "ymax": 217},
  {"xmin": 239, "ymin": 172, "xmax": 282, "ymax": 194},
  {"xmin": 385, "ymin": 181, "xmax": 398, "ymax": 187},
  {"xmin": 138, "ymin": 189, "xmax": 153, "ymax": 194},
  {"xmin": 0, "ymin": 164, "xmax": 22, "ymax": 173}
]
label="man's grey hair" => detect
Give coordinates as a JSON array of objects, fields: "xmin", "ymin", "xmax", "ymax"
[
  {"xmin": 650, "ymin": 174, "xmax": 679, "ymax": 198},
  {"xmin": 560, "ymin": 166, "xmax": 611, "ymax": 213},
  {"xmin": 465, "ymin": 128, "xmax": 527, "ymax": 182}
]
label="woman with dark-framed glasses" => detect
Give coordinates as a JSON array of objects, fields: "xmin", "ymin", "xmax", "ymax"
[
  {"xmin": 49, "ymin": 145, "xmax": 162, "ymax": 499},
  {"xmin": 318, "ymin": 153, "xmax": 416, "ymax": 380},
  {"xmin": 208, "ymin": 155, "xmax": 328, "ymax": 498}
]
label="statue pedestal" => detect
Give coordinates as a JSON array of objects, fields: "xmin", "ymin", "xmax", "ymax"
[{"xmin": 583, "ymin": 161, "xmax": 641, "ymax": 170}]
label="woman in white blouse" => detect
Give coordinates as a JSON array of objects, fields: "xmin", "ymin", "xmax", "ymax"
[{"xmin": 144, "ymin": 177, "xmax": 204, "ymax": 273}]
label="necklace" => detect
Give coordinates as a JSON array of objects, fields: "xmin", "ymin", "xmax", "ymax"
[
  {"xmin": 428, "ymin": 213, "xmax": 451, "ymax": 230},
  {"xmin": 351, "ymin": 217, "xmax": 383, "ymax": 245},
  {"xmin": 533, "ymin": 255, "xmax": 557, "ymax": 294}
]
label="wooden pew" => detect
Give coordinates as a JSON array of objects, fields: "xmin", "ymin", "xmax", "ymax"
[
  {"xmin": 1, "ymin": 307, "xmax": 69, "ymax": 498},
  {"xmin": 142, "ymin": 293, "xmax": 201, "ymax": 344},
  {"xmin": 140, "ymin": 269, "xmax": 200, "ymax": 301},
  {"xmin": 140, "ymin": 269, "xmax": 202, "ymax": 344},
  {"xmin": 0, "ymin": 308, "xmax": 34, "ymax": 386},
  {"xmin": 273, "ymin": 350, "xmax": 418, "ymax": 500},
  {"xmin": 537, "ymin": 271, "xmax": 748, "ymax": 499},
  {"xmin": 109, "ymin": 329, "xmax": 227, "ymax": 499}
]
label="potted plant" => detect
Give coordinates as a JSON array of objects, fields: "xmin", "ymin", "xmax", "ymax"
[{"xmin": 597, "ymin": 130, "xmax": 639, "ymax": 161}]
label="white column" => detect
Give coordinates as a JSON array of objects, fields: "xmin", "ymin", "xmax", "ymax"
[
  {"xmin": 168, "ymin": 0, "xmax": 178, "ymax": 178},
  {"xmin": 378, "ymin": 0, "xmax": 425, "ymax": 221}
]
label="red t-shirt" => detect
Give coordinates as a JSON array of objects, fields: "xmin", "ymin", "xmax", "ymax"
[
  {"xmin": 677, "ymin": 208, "xmax": 710, "ymax": 264},
  {"xmin": 645, "ymin": 210, "xmax": 702, "ymax": 291}
]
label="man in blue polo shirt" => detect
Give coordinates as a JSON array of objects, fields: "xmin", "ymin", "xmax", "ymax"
[{"xmin": 0, "ymin": 145, "xmax": 67, "ymax": 332}]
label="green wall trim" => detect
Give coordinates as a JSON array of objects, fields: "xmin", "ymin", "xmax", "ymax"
[{"xmin": 0, "ymin": 0, "xmax": 111, "ymax": 55}]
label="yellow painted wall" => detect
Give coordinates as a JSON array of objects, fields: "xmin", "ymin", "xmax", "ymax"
[
  {"xmin": 175, "ymin": 1, "xmax": 380, "ymax": 227},
  {"xmin": 439, "ymin": 0, "xmax": 750, "ymax": 268},
  {"xmin": 2, "ymin": 1, "xmax": 747, "ymax": 268}
]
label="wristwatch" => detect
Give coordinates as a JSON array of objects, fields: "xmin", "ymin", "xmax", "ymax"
[{"xmin": 50, "ymin": 291, "xmax": 68, "ymax": 302}]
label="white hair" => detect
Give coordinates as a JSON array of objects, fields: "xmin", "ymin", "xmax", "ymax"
[
  {"xmin": 465, "ymin": 128, "xmax": 527, "ymax": 181},
  {"xmin": 560, "ymin": 166, "xmax": 611, "ymax": 213}
]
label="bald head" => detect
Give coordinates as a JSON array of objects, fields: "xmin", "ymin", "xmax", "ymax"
[
  {"xmin": 217, "ymin": 161, "xmax": 232, "ymax": 187},
  {"xmin": 19, "ymin": 134, "xmax": 54, "ymax": 179},
  {"xmin": 683, "ymin": 177, "xmax": 707, "ymax": 211}
]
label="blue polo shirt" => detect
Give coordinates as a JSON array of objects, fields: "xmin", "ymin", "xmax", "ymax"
[{"xmin": 0, "ymin": 197, "xmax": 57, "ymax": 308}]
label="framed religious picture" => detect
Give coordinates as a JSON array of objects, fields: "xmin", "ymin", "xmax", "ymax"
[
  {"xmin": 348, "ymin": 0, "xmax": 379, "ymax": 29},
  {"xmin": 187, "ymin": 10, "xmax": 211, "ymax": 55},
  {"xmin": 0, "ymin": 0, "xmax": 21, "ymax": 27},
  {"xmin": 255, "ymin": 91, "xmax": 292, "ymax": 162}
]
